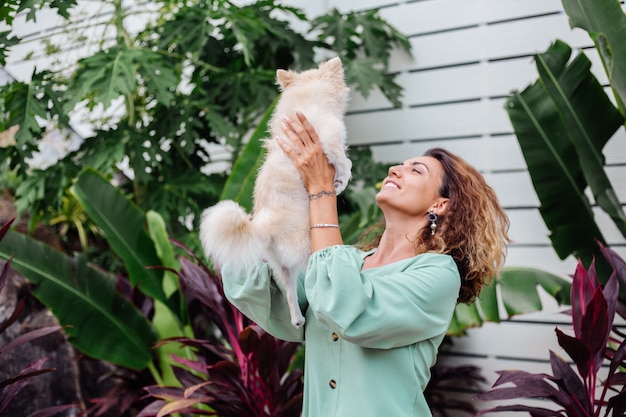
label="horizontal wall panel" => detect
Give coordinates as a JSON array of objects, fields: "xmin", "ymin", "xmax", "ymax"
[
  {"xmin": 378, "ymin": 0, "xmax": 564, "ymax": 38},
  {"xmin": 505, "ymin": 206, "xmax": 626, "ymax": 247},
  {"xmin": 346, "ymin": 98, "xmax": 511, "ymax": 145},
  {"xmin": 505, "ymin": 246, "xmax": 576, "ymax": 276},
  {"xmin": 506, "ymin": 209, "xmax": 550, "ymax": 245},
  {"xmin": 447, "ymin": 321, "xmax": 569, "ymax": 360},
  {"xmin": 350, "ymin": 49, "xmax": 610, "ymax": 114},
  {"xmin": 486, "ymin": 171, "xmax": 538, "ymax": 208},
  {"xmin": 388, "ymin": 13, "xmax": 593, "ymax": 72},
  {"xmin": 367, "ymin": 134, "xmax": 526, "ymax": 172}
]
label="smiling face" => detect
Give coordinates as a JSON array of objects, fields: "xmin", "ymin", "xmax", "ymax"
[{"xmin": 376, "ymin": 156, "xmax": 449, "ymax": 220}]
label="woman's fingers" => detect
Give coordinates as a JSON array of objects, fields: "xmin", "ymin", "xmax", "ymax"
[
  {"xmin": 295, "ymin": 111, "xmax": 319, "ymax": 144},
  {"xmin": 281, "ymin": 112, "xmax": 318, "ymax": 149}
]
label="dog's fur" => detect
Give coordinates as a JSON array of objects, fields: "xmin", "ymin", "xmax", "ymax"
[{"xmin": 199, "ymin": 57, "xmax": 351, "ymax": 327}]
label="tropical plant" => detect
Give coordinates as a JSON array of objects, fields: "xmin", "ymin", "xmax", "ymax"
[
  {"xmin": 473, "ymin": 242, "xmax": 626, "ymax": 417},
  {"xmin": 0, "ymin": 218, "xmax": 76, "ymax": 416},
  {"xmin": 504, "ymin": 0, "xmax": 626, "ymax": 279},
  {"xmin": 0, "ymin": 0, "xmax": 411, "ymax": 243},
  {"xmin": 140, "ymin": 241, "xmax": 304, "ymax": 417}
]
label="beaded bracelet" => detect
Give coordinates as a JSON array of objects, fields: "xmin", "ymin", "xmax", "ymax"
[
  {"xmin": 308, "ymin": 190, "xmax": 336, "ymax": 201},
  {"xmin": 310, "ymin": 223, "xmax": 340, "ymax": 229}
]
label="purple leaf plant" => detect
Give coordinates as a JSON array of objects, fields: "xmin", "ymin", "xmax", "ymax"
[
  {"xmin": 473, "ymin": 242, "xmax": 626, "ymax": 417},
  {"xmin": 139, "ymin": 240, "xmax": 304, "ymax": 417}
]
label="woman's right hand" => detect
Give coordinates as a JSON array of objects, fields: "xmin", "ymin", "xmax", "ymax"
[{"xmin": 277, "ymin": 111, "xmax": 336, "ymax": 193}]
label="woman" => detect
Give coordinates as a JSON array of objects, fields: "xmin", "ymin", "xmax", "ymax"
[{"xmin": 221, "ymin": 112, "xmax": 510, "ymax": 417}]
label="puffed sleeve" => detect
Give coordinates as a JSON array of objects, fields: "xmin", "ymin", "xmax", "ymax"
[
  {"xmin": 221, "ymin": 262, "xmax": 306, "ymax": 343},
  {"xmin": 305, "ymin": 245, "xmax": 460, "ymax": 349}
]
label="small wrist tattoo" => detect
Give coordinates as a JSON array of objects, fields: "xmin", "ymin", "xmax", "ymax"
[{"xmin": 308, "ymin": 190, "xmax": 336, "ymax": 201}]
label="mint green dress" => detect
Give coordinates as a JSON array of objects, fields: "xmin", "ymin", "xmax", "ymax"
[{"xmin": 222, "ymin": 245, "xmax": 460, "ymax": 417}]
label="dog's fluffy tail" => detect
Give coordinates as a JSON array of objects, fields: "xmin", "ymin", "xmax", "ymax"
[{"xmin": 199, "ymin": 200, "xmax": 267, "ymax": 272}]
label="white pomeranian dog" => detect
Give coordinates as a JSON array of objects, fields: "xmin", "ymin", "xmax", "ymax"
[{"xmin": 199, "ymin": 57, "xmax": 351, "ymax": 327}]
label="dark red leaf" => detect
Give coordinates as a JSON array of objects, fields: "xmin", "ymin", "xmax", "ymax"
[
  {"xmin": 0, "ymin": 217, "xmax": 14, "ymax": 242},
  {"xmin": 0, "ymin": 294, "xmax": 25, "ymax": 335},
  {"xmin": 555, "ymin": 328, "xmax": 592, "ymax": 379},
  {"xmin": 143, "ymin": 385, "xmax": 195, "ymax": 401},
  {"xmin": 473, "ymin": 384, "xmax": 559, "ymax": 402},
  {"xmin": 602, "ymin": 271, "xmax": 619, "ymax": 331},
  {"xmin": 548, "ymin": 351, "xmax": 590, "ymax": 415},
  {"xmin": 580, "ymin": 288, "xmax": 609, "ymax": 374},
  {"xmin": 25, "ymin": 404, "xmax": 78, "ymax": 417},
  {"xmin": 475, "ymin": 404, "xmax": 565, "ymax": 417},
  {"xmin": 617, "ymin": 300, "xmax": 626, "ymax": 321},
  {"xmin": 238, "ymin": 325, "xmax": 262, "ymax": 355},
  {"xmin": 571, "ymin": 260, "xmax": 598, "ymax": 339},
  {"xmin": 179, "ymin": 257, "xmax": 232, "ymax": 338},
  {"xmin": 0, "ymin": 358, "xmax": 53, "ymax": 413},
  {"xmin": 0, "ymin": 325, "xmax": 63, "ymax": 355},
  {"xmin": 136, "ymin": 400, "xmax": 168, "ymax": 417},
  {"xmin": 0, "ymin": 255, "xmax": 11, "ymax": 294},
  {"xmin": 606, "ymin": 389, "xmax": 626, "ymax": 417},
  {"xmin": 608, "ymin": 337, "xmax": 626, "ymax": 380},
  {"xmin": 598, "ymin": 240, "xmax": 626, "ymax": 290}
]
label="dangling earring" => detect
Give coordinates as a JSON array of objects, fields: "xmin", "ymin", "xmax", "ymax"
[{"xmin": 427, "ymin": 208, "xmax": 437, "ymax": 236}]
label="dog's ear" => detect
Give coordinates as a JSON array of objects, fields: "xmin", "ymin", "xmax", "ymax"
[
  {"xmin": 319, "ymin": 57, "xmax": 343, "ymax": 77},
  {"xmin": 276, "ymin": 69, "xmax": 295, "ymax": 89}
]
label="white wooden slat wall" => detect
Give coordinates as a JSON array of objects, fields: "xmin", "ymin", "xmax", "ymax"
[{"xmin": 290, "ymin": 0, "xmax": 626, "ymax": 415}]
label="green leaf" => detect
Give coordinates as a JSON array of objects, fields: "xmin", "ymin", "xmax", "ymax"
[
  {"xmin": 64, "ymin": 47, "xmax": 137, "ymax": 111},
  {"xmin": 476, "ymin": 276, "xmax": 500, "ymax": 322},
  {"xmin": 535, "ymin": 40, "xmax": 626, "ymax": 236},
  {"xmin": 71, "ymin": 169, "xmax": 168, "ymax": 305},
  {"xmin": 3, "ymin": 79, "xmax": 47, "ymax": 152},
  {"xmin": 146, "ymin": 210, "xmax": 180, "ymax": 298},
  {"xmin": 134, "ymin": 50, "xmax": 178, "ymax": 106},
  {"xmin": 220, "ymin": 96, "xmax": 277, "ymax": 210},
  {"xmin": 0, "ymin": 31, "xmax": 19, "ymax": 66},
  {"xmin": 504, "ymin": 40, "xmax": 623, "ymax": 263},
  {"xmin": 447, "ymin": 267, "xmax": 571, "ymax": 335},
  {"xmin": 561, "ymin": 0, "xmax": 626, "ymax": 114},
  {"xmin": 0, "ymin": 231, "xmax": 156, "ymax": 370}
]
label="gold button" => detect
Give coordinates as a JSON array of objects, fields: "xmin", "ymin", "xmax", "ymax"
[
  {"xmin": 331, "ymin": 332, "xmax": 339, "ymax": 341},
  {"xmin": 329, "ymin": 379, "xmax": 337, "ymax": 389}
]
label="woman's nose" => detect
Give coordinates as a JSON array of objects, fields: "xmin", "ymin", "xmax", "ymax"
[{"xmin": 389, "ymin": 165, "xmax": 401, "ymax": 177}]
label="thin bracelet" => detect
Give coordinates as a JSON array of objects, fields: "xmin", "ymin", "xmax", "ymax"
[
  {"xmin": 310, "ymin": 223, "xmax": 340, "ymax": 229},
  {"xmin": 308, "ymin": 190, "xmax": 336, "ymax": 201}
]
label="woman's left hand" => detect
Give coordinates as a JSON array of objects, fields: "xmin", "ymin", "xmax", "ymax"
[{"xmin": 277, "ymin": 112, "xmax": 336, "ymax": 193}]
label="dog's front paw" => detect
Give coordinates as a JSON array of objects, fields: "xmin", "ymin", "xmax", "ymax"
[{"xmin": 333, "ymin": 163, "xmax": 352, "ymax": 194}]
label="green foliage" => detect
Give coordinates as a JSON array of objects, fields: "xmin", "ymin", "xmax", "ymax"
[
  {"xmin": 506, "ymin": 40, "xmax": 624, "ymax": 268},
  {"xmin": 0, "ymin": 31, "xmax": 19, "ymax": 66},
  {"xmin": 447, "ymin": 267, "xmax": 571, "ymax": 335},
  {"xmin": 0, "ymin": 0, "xmax": 411, "ymax": 246},
  {"xmin": 561, "ymin": 0, "xmax": 626, "ymax": 114},
  {"xmin": 0, "ymin": 229, "xmax": 157, "ymax": 370},
  {"xmin": 505, "ymin": 0, "xmax": 626, "ymax": 280},
  {"xmin": 311, "ymin": 8, "xmax": 411, "ymax": 107},
  {"xmin": 71, "ymin": 169, "xmax": 169, "ymax": 307}
]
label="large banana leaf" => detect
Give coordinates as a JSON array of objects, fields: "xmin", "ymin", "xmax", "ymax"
[
  {"xmin": 0, "ymin": 231, "xmax": 156, "ymax": 370},
  {"xmin": 447, "ymin": 267, "xmax": 571, "ymax": 335},
  {"xmin": 535, "ymin": 40, "xmax": 626, "ymax": 236},
  {"xmin": 220, "ymin": 97, "xmax": 278, "ymax": 211},
  {"xmin": 71, "ymin": 169, "xmax": 168, "ymax": 307},
  {"xmin": 561, "ymin": 0, "xmax": 626, "ymax": 114},
  {"xmin": 505, "ymin": 40, "xmax": 623, "ymax": 267}
]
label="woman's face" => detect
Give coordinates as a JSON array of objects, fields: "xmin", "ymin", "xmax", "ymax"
[{"xmin": 376, "ymin": 156, "xmax": 448, "ymax": 218}]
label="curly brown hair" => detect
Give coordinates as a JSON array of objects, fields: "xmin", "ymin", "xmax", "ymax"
[{"xmin": 357, "ymin": 148, "xmax": 510, "ymax": 304}]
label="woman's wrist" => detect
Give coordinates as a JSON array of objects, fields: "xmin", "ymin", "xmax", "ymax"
[{"xmin": 308, "ymin": 190, "xmax": 336, "ymax": 201}]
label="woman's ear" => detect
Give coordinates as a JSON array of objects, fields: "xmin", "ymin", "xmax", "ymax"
[{"xmin": 433, "ymin": 198, "xmax": 449, "ymax": 216}]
